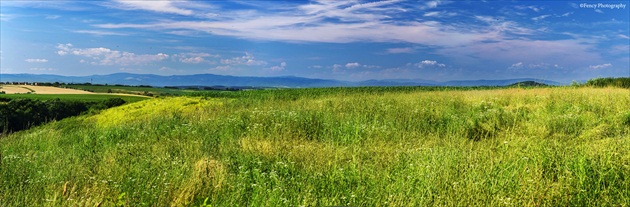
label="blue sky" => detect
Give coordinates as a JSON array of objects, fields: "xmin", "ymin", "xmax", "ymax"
[{"xmin": 1, "ymin": 0, "xmax": 628, "ymax": 82}]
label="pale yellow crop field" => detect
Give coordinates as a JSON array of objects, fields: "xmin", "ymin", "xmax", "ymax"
[
  {"xmin": 0, "ymin": 85, "xmax": 149, "ymax": 97},
  {"xmin": 0, "ymin": 85, "xmax": 35, "ymax": 94}
]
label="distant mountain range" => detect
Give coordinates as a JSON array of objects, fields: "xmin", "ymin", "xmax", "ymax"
[{"xmin": 0, "ymin": 73, "xmax": 565, "ymax": 87}]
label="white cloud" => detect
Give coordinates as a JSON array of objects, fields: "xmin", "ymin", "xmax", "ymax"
[
  {"xmin": 108, "ymin": 0, "xmax": 218, "ymax": 18},
  {"xmin": 531, "ymin": 15, "xmax": 551, "ymax": 21},
  {"xmin": 362, "ymin": 64, "xmax": 381, "ymax": 69},
  {"xmin": 423, "ymin": 11, "xmax": 440, "ymax": 17},
  {"xmin": 425, "ymin": 1, "xmax": 440, "ymax": 9},
  {"xmin": 209, "ymin": 65, "xmax": 231, "ymax": 71},
  {"xmin": 30, "ymin": 67, "xmax": 56, "ymax": 71},
  {"xmin": 269, "ymin": 62, "xmax": 287, "ymax": 71},
  {"xmin": 516, "ymin": 5, "xmax": 542, "ymax": 12},
  {"xmin": 332, "ymin": 64, "xmax": 344, "ymax": 72},
  {"xmin": 25, "ymin": 58, "xmax": 48, "ymax": 63},
  {"xmin": 331, "ymin": 62, "xmax": 382, "ymax": 71},
  {"xmin": 508, "ymin": 62, "xmax": 564, "ymax": 70},
  {"xmin": 180, "ymin": 57, "xmax": 205, "ymax": 64},
  {"xmin": 94, "ymin": 1, "xmax": 493, "ymax": 47},
  {"xmin": 589, "ymin": 63, "xmax": 612, "ymax": 70},
  {"xmin": 175, "ymin": 52, "xmax": 219, "ymax": 64},
  {"xmin": 0, "ymin": 14, "xmax": 12, "ymax": 22},
  {"xmin": 509, "ymin": 62, "xmax": 524, "ymax": 69},
  {"xmin": 423, "ymin": 11, "xmax": 457, "ymax": 17},
  {"xmin": 56, "ymin": 43, "xmax": 169, "ymax": 65},
  {"xmin": 345, "ymin": 62, "xmax": 361, "ymax": 68},
  {"xmin": 220, "ymin": 53, "xmax": 266, "ymax": 66},
  {"xmin": 415, "ymin": 60, "xmax": 445, "ymax": 68},
  {"xmin": 386, "ymin": 47, "xmax": 414, "ymax": 54},
  {"xmin": 437, "ymin": 39, "xmax": 600, "ymax": 68},
  {"xmin": 73, "ymin": 30, "xmax": 127, "ymax": 36},
  {"xmin": 45, "ymin": 15, "xmax": 61, "ymax": 19},
  {"xmin": 112, "ymin": 0, "xmax": 194, "ymax": 16},
  {"xmin": 618, "ymin": 34, "xmax": 630, "ymax": 40},
  {"xmin": 560, "ymin": 12, "xmax": 573, "ymax": 17},
  {"xmin": 309, "ymin": 65, "xmax": 323, "ymax": 69}
]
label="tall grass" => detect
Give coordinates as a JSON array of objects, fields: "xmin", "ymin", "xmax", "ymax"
[{"xmin": 1, "ymin": 87, "xmax": 629, "ymax": 206}]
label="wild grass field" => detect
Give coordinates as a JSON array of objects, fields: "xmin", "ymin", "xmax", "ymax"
[{"xmin": 1, "ymin": 86, "xmax": 629, "ymax": 206}]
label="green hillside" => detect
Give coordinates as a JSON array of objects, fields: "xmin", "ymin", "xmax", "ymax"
[{"xmin": 1, "ymin": 87, "xmax": 629, "ymax": 206}]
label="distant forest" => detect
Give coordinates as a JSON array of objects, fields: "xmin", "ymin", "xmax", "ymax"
[{"xmin": 582, "ymin": 77, "xmax": 630, "ymax": 88}]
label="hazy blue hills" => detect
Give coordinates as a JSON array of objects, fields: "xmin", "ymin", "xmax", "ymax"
[{"xmin": 1, "ymin": 73, "xmax": 565, "ymax": 87}]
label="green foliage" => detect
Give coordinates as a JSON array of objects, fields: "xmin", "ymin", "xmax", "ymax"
[
  {"xmin": 584, "ymin": 77, "xmax": 630, "ymax": 88},
  {"xmin": 0, "ymin": 98, "xmax": 126, "ymax": 134},
  {"xmin": 508, "ymin": 81, "xmax": 548, "ymax": 87},
  {"xmin": 1, "ymin": 87, "xmax": 629, "ymax": 206}
]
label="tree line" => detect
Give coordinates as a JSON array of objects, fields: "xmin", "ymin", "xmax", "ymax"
[
  {"xmin": 0, "ymin": 98, "xmax": 126, "ymax": 135},
  {"xmin": 582, "ymin": 77, "xmax": 630, "ymax": 88}
]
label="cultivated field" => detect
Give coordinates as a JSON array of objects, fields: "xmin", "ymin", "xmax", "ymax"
[
  {"xmin": 1, "ymin": 87, "xmax": 629, "ymax": 206},
  {"xmin": 0, "ymin": 84, "xmax": 150, "ymax": 99},
  {"xmin": 1, "ymin": 85, "xmax": 93, "ymax": 94},
  {"xmin": 0, "ymin": 93, "xmax": 149, "ymax": 102}
]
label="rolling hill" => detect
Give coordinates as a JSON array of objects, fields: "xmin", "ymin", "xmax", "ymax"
[{"xmin": 1, "ymin": 73, "xmax": 565, "ymax": 88}]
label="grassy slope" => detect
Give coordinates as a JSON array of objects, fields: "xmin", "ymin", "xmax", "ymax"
[
  {"xmin": 0, "ymin": 94, "xmax": 149, "ymax": 102},
  {"xmin": 1, "ymin": 87, "xmax": 629, "ymax": 206},
  {"xmin": 63, "ymin": 85, "xmax": 194, "ymax": 95}
]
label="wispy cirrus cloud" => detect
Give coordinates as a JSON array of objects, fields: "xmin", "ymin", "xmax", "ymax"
[
  {"xmin": 415, "ymin": 60, "xmax": 445, "ymax": 68},
  {"xmin": 73, "ymin": 30, "xmax": 128, "ymax": 36},
  {"xmin": 220, "ymin": 53, "xmax": 266, "ymax": 66},
  {"xmin": 93, "ymin": 0, "xmax": 492, "ymax": 47},
  {"xmin": 385, "ymin": 47, "xmax": 414, "ymax": 54},
  {"xmin": 30, "ymin": 67, "xmax": 56, "ymax": 71},
  {"xmin": 174, "ymin": 52, "xmax": 219, "ymax": 64},
  {"xmin": 56, "ymin": 43, "xmax": 169, "ymax": 65},
  {"xmin": 45, "ymin": 15, "xmax": 61, "ymax": 19},
  {"xmin": 106, "ymin": 0, "xmax": 218, "ymax": 18},
  {"xmin": 345, "ymin": 62, "xmax": 361, "ymax": 68},
  {"xmin": 531, "ymin": 14, "xmax": 551, "ymax": 21},
  {"xmin": 110, "ymin": 0, "xmax": 194, "ymax": 16},
  {"xmin": 269, "ymin": 62, "xmax": 287, "ymax": 71},
  {"xmin": 589, "ymin": 63, "xmax": 612, "ymax": 70},
  {"xmin": 423, "ymin": 11, "xmax": 457, "ymax": 17},
  {"xmin": 25, "ymin": 58, "xmax": 48, "ymax": 63},
  {"xmin": 0, "ymin": 14, "xmax": 13, "ymax": 22}
]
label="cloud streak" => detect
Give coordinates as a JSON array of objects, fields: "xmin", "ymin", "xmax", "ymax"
[
  {"xmin": 94, "ymin": 1, "xmax": 493, "ymax": 47},
  {"xmin": 56, "ymin": 43, "xmax": 169, "ymax": 65},
  {"xmin": 220, "ymin": 53, "xmax": 266, "ymax": 66},
  {"xmin": 415, "ymin": 60, "xmax": 445, "ymax": 68},
  {"xmin": 25, "ymin": 58, "xmax": 48, "ymax": 63},
  {"xmin": 589, "ymin": 63, "xmax": 612, "ymax": 70}
]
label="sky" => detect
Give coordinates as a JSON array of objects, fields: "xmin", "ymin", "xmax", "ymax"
[{"xmin": 1, "ymin": 0, "xmax": 628, "ymax": 83}]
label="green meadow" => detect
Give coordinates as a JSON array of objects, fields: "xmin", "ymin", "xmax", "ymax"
[
  {"xmin": 62, "ymin": 85, "xmax": 195, "ymax": 96},
  {"xmin": 1, "ymin": 87, "xmax": 629, "ymax": 206}
]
